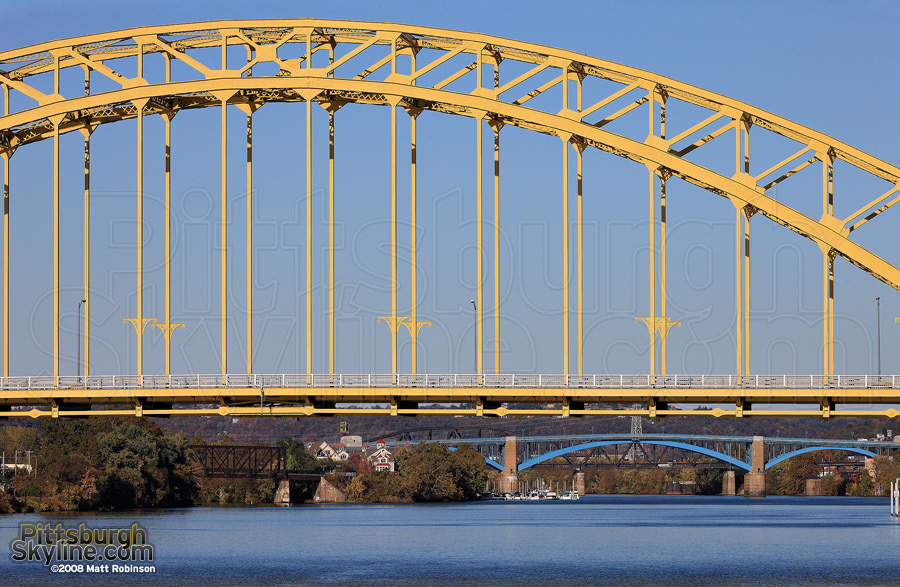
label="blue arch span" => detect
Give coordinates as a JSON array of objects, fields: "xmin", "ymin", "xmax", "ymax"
[
  {"xmin": 764, "ymin": 446, "xmax": 876, "ymax": 470},
  {"xmin": 517, "ymin": 440, "xmax": 751, "ymax": 472}
]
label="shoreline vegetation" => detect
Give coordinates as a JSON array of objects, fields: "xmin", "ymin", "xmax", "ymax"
[{"xmin": 1, "ymin": 418, "xmax": 897, "ymax": 513}]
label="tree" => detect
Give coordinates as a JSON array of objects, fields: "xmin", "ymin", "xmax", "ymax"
[
  {"xmin": 0, "ymin": 426, "xmax": 40, "ymax": 455},
  {"xmin": 279, "ymin": 439, "xmax": 323, "ymax": 473},
  {"xmin": 820, "ymin": 474, "xmax": 845, "ymax": 496},
  {"xmin": 395, "ymin": 443, "xmax": 488, "ymax": 502}
]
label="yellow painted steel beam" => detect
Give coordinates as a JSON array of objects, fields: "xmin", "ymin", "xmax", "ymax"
[
  {"xmin": 306, "ymin": 95, "xmax": 313, "ymax": 375},
  {"xmin": 135, "ymin": 111, "xmax": 142, "ymax": 375},
  {"xmin": 390, "ymin": 101, "xmax": 398, "ymax": 375},
  {"xmin": 2, "ymin": 82, "xmax": 8, "ymax": 378},
  {"xmin": 4, "ymin": 20, "xmax": 900, "ymax": 187},
  {"xmin": 576, "ymin": 143, "xmax": 583, "ymax": 375},
  {"xmin": 327, "ymin": 46, "xmax": 334, "ymax": 375},
  {"xmin": 562, "ymin": 135, "xmax": 570, "ymax": 374},
  {"xmin": 493, "ymin": 60, "xmax": 501, "ymax": 375},
  {"xmin": 829, "ymin": 253, "xmax": 835, "ymax": 374},
  {"xmin": 328, "ymin": 107, "xmax": 335, "ymax": 374},
  {"xmin": 163, "ymin": 112, "xmax": 172, "ymax": 374},
  {"xmin": 476, "ymin": 113, "xmax": 483, "ymax": 375},
  {"xmin": 51, "ymin": 54, "xmax": 60, "ymax": 374},
  {"xmin": 659, "ymin": 170, "xmax": 668, "ymax": 375},
  {"xmin": 474, "ymin": 46, "xmax": 485, "ymax": 376},
  {"xmin": 2, "ymin": 384, "xmax": 900, "ymax": 404},
  {"xmin": 220, "ymin": 96, "xmax": 228, "ymax": 375},
  {"xmin": 4, "ymin": 77, "xmax": 900, "ymax": 294},
  {"xmin": 53, "ymin": 114, "xmax": 60, "ymax": 377},
  {"xmin": 648, "ymin": 166, "xmax": 656, "ymax": 375},
  {"xmin": 246, "ymin": 104, "xmax": 253, "ymax": 375},
  {"xmin": 735, "ymin": 207, "xmax": 743, "ymax": 375},
  {"xmin": 743, "ymin": 208, "xmax": 751, "ymax": 375},
  {"xmin": 410, "ymin": 108, "xmax": 418, "ymax": 374},
  {"xmin": 135, "ymin": 48, "xmax": 145, "ymax": 376},
  {"xmin": 81, "ymin": 66, "xmax": 91, "ymax": 378},
  {"xmin": 3, "ymin": 384, "xmax": 900, "ymax": 419},
  {"xmin": 562, "ymin": 66, "xmax": 570, "ymax": 374},
  {"xmin": 3, "ymin": 406, "xmax": 900, "ymax": 419},
  {"xmin": 390, "ymin": 36, "xmax": 399, "ymax": 378},
  {"xmin": 657, "ymin": 92, "xmax": 669, "ymax": 375}
]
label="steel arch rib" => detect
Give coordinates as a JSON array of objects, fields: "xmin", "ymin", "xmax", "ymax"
[
  {"xmin": 3, "ymin": 75, "xmax": 899, "ymax": 291},
  {"xmin": 518, "ymin": 440, "xmax": 751, "ymax": 471},
  {"xmin": 764, "ymin": 446, "xmax": 876, "ymax": 470},
  {"xmin": 2, "ymin": 19, "xmax": 899, "ymax": 291}
]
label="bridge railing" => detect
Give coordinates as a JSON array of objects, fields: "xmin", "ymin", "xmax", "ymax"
[{"xmin": 1, "ymin": 374, "xmax": 899, "ymax": 391}]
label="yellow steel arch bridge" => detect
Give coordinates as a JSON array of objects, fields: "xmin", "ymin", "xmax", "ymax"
[{"xmin": 1, "ymin": 19, "xmax": 899, "ymax": 419}]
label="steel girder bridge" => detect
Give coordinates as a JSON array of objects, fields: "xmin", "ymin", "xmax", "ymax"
[
  {"xmin": 2, "ymin": 20, "xmax": 900, "ymax": 419},
  {"xmin": 383, "ymin": 434, "xmax": 899, "ymax": 472},
  {"xmin": 188, "ymin": 444, "xmax": 321, "ymax": 481}
]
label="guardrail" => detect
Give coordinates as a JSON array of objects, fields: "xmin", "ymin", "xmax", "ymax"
[{"xmin": 1, "ymin": 374, "xmax": 899, "ymax": 391}]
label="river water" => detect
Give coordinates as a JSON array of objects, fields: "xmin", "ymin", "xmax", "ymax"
[{"xmin": 1, "ymin": 495, "xmax": 898, "ymax": 586}]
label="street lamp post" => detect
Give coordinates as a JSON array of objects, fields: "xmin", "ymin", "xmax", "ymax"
[
  {"xmin": 470, "ymin": 300, "xmax": 477, "ymax": 374},
  {"xmin": 876, "ymin": 296, "xmax": 881, "ymax": 375},
  {"xmin": 77, "ymin": 299, "xmax": 86, "ymax": 377}
]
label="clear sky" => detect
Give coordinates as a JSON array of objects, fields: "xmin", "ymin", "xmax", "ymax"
[{"xmin": 2, "ymin": 1, "xmax": 899, "ymax": 377}]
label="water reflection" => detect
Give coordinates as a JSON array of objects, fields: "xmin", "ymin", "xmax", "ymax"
[{"xmin": 1, "ymin": 495, "xmax": 898, "ymax": 586}]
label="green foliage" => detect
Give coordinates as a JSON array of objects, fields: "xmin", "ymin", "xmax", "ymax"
[
  {"xmin": 347, "ymin": 471, "xmax": 404, "ymax": 502},
  {"xmin": 394, "ymin": 443, "xmax": 487, "ymax": 502},
  {"xmin": 279, "ymin": 438, "xmax": 325, "ymax": 473},
  {"xmin": 820, "ymin": 474, "xmax": 845, "ymax": 496},
  {"xmin": 846, "ymin": 473, "xmax": 875, "ymax": 496},
  {"xmin": 333, "ymin": 443, "xmax": 488, "ymax": 503},
  {"xmin": 0, "ymin": 425, "xmax": 40, "ymax": 455},
  {"xmin": 0, "ymin": 419, "xmax": 198, "ymax": 512},
  {"xmin": 584, "ymin": 466, "xmax": 723, "ymax": 495},
  {"xmin": 767, "ymin": 453, "xmax": 822, "ymax": 495}
]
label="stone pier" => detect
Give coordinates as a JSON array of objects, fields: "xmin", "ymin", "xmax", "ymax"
[
  {"xmin": 574, "ymin": 470, "xmax": 585, "ymax": 496},
  {"xmin": 274, "ymin": 479, "xmax": 291, "ymax": 505},
  {"xmin": 722, "ymin": 470, "xmax": 736, "ymax": 496},
  {"xmin": 314, "ymin": 477, "xmax": 347, "ymax": 503},
  {"xmin": 743, "ymin": 436, "xmax": 767, "ymax": 498},
  {"xmin": 499, "ymin": 436, "xmax": 519, "ymax": 493},
  {"xmin": 804, "ymin": 478, "xmax": 822, "ymax": 496}
]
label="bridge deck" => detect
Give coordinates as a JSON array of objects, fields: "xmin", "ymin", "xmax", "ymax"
[{"xmin": 1, "ymin": 374, "xmax": 899, "ymax": 419}]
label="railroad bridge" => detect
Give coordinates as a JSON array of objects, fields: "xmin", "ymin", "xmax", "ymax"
[
  {"xmin": 188, "ymin": 444, "xmax": 327, "ymax": 504},
  {"xmin": 1, "ymin": 20, "xmax": 900, "ymax": 419}
]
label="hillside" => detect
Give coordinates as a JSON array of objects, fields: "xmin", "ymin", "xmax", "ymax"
[{"xmin": 150, "ymin": 407, "xmax": 897, "ymax": 445}]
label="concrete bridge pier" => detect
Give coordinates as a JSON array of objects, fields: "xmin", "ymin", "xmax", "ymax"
[
  {"xmin": 744, "ymin": 436, "xmax": 767, "ymax": 498},
  {"xmin": 722, "ymin": 470, "xmax": 736, "ymax": 496},
  {"xmin": 574, "ymin": 470, "xmax": 585, "ymax": 497},
  {"xmin": 804, "ymin": 478, "xmax": 822, "ymax": 496},
  {"xmin": 274, "ymin": 479, "xmax": 291, "ymax": 505},
  {"xmin": 500, "ymin": 436, "xmax": 518, "ymax": 493}
]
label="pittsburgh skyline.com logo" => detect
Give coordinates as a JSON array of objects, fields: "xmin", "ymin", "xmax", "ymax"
[{"xmin": 9, "ymin": 522, "xmax": 156, "ymax": 574}]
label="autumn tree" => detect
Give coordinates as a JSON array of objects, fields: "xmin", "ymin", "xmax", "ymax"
[{"xmin": 395, "ymin": 443, "xmax": 487, "ymax": 502}]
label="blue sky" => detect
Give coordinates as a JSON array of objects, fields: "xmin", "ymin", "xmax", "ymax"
[{"xmin": 2, "ymin": 1, "xmax": 899, "ymax": 377}]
